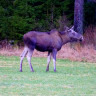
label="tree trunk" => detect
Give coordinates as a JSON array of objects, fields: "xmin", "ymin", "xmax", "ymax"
[
  {"xmin": 74, "ymin": 0, "xmax": 84, "ymax": 34},
  {"xmin": 50, "ymin": 4, "xmax": 55, "ymax": 29}
]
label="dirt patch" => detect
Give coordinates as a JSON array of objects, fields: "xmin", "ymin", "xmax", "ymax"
[{"xmin": 0, "ymin": 44, "xmax": 96, "ymax": 63}]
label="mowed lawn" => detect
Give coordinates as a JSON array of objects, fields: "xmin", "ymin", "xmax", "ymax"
[{"xmin": 0, "ymin": 56, "xmax": 96, "ymax": 96}]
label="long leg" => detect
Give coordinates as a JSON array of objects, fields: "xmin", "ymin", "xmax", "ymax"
[
  {"xmin": 46, "ymin": 52, "xmax": 51, "ymax": 72},
  {"xmin": 27, "ymin": 49, "xmax": 34, "ymax": 72},
  {"xmin": 20, "ymin": 47, "xmax": 28, "ymax": 72},
  {"xmin": 52, "ymin": 49, "xmax": 57, "ymax": 72}
]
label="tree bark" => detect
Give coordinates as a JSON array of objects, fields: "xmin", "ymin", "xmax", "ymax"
[{"xmin": 74, "ymin": 0, "xmax": 84, "ymax": 34}]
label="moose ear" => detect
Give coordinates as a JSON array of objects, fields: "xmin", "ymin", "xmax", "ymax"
[{"xmin": 71, "ymin": 26, "xmax": 74, "ymax": 30}]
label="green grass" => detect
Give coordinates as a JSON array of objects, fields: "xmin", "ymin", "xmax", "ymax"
[{"xmin": 0, "ymin": 56, "xmax": 96, "ymax": 96}]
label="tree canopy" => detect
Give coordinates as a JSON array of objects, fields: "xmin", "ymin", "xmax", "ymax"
[{"xmin": 0, "ymin": 0, "xmax": 96, "ymax": 41}]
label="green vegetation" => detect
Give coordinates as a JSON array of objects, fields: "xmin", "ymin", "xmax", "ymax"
[
  {"xmin": 0, "ymin": 0, "xmax": 74, "ymax": 40},
  {"xmin": 0, "ymin": 0, "xmax": 96, "ymax": 41},
  {"xmin": 0, "ymin": 56, "xmax": 96, "ymax": 96}
]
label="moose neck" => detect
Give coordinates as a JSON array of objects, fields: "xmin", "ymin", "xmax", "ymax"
[{"xmin": 59, "ymin": 33, "xmax": 71, "ymax": 45}]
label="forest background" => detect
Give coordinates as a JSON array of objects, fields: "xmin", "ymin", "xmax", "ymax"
[
  {"xmin": 0, "ymin": 0, "xmax": 96, "ymax": 62},
  {"xmin": 0, "ymin": 0, "xmax": 96, "ymax": 41}
]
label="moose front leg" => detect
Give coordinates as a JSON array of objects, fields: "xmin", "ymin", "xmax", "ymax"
[
  {"xmin": 27, "ymin": 49, "xmax": 34, "ymax": 72},
  {"xmin": 52, "ymin": 49, "xmax": 57, "ymax": 72}
]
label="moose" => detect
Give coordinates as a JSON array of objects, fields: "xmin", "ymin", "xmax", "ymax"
[{"xmin": 20, "ymin": 26, "xmax": 83, "ymax": 72}]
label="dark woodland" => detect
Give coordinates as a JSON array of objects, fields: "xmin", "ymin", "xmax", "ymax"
[{"xmin": 0, "ymin": 0, "xmax": 96, "ymax": 43}]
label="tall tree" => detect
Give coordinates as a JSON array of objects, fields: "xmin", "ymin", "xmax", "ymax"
[{"xmin": 74, "ymin": 0, "xmax": 84, "ymax": 34}]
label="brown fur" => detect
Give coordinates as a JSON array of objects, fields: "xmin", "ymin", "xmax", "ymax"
[{"xmin": 20, "ymin": 27, "xmax": 83, "ymax": 72}]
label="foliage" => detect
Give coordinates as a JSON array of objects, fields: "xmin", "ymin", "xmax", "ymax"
[
  {"xmin": 0, "ymin": 0, "xmax": 96, "ymax": 41},
  {"xmin": 84, "ymin": 1, "xmax": 96, "ymax": 26},
  {"xmin": 0, "ymin": 0, "xmax": 74, "ymax": 41}
]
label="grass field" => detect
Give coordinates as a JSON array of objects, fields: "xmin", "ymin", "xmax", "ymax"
[{"xmin": 0, "ymin": 56, "xmax": 96, "ymax": 96}]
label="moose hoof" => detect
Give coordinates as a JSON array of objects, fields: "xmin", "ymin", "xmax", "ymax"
[
  {"xmin": 20, "ymin": 70, "xmax": 23, "ymax": 72},
  {"xmin": 31, "ymin": 70, "xmax": 34, "ymax": 72},
  {"xmin": 46, "ymin": 66, "xmax": 49, "ymax": 72},
  {"xmin": 46, "ymin": 69, "xmax": 49, "ymax": 72}
]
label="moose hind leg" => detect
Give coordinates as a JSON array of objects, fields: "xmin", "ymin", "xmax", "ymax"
[
  {"xmin": 20, "ymin": 47, "xmax": 28, "ymax": 72},
  {"xmin": 27, "ymin": 49, "xmax": 34, "ymax": 72},
  {"xmin": 52, "ymin": 49, "xmax": 57, "ymax": 72},
  {"xmin": 46, "ymin": 52, "xmax": 51, "ymax": 72}
]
